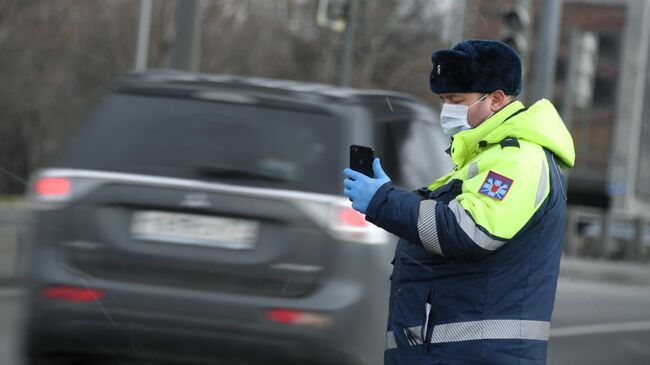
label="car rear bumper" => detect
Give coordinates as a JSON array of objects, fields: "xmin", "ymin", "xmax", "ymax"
[
  {"xmin": 22, "ymin": 219, "xmax": 393, "ymax": 365},
  {"xmin": 21, "ymin": 268, "xmax": 380, "ymax": 365},
  {"xmin": 25, "ymin": 306, "xmax": 360, "ymax": 365}
]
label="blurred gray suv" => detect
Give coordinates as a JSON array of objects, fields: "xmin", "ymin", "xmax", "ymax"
[{"xmin": 21, "ymin": 70, "xmax": 451, "ymax": 365}]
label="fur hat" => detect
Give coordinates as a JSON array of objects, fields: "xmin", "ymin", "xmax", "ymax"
[{"xmin": 429, "ymin": 39, "xmax": 522, "ymax": 96}]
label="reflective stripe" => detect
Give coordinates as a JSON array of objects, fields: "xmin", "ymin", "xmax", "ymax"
[
  {"xmin": 466, "ymin": 161, "xmax": 479, "ymax": 180},
  {"xmin": 404, "ymin": 326, "xmax": 423, "ymax": 346},
  {"xmin": 385, "ymin": 329, "xmax": 397, "ymax": 350},
  {"xmin": 385, "ymin": 320, "xmax": 550, "ymax": 350},
  {"xmin": 448, "ymin": 200, "xmax": 506, "ymax": 250},
  {"xmin": 534, "ymin": 159, "xmax": 548, "ymax": 207},
  {"xmin": 417, "ymin": 200, "xmax": 443, "ymax": 255}
]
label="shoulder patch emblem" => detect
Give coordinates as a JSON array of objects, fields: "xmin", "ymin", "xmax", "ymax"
[{"xmin": 479, "ymin": 170, "xmax": 514, "ymax": 201}]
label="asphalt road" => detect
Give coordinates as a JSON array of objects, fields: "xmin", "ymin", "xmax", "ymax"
[
  {"xmin": 548, "ymin": 279, "xmax": 650, "ymax": 364},
  {"xmin": 2, "ymin": 276, "xmax": 649, "ymax": 365}
]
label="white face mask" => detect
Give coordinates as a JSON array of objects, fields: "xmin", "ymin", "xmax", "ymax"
[{"xmin": 440, "ymin": 94, "xmax": 489, "ymax": 136}]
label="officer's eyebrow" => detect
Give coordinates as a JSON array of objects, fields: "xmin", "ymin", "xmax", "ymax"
[{"xmin": 440, "ymin": 94, "xmax": 463, "ymax": 103}]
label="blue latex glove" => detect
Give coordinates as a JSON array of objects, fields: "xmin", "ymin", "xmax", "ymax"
[{"xmin": 343, "ymin": 158, "xmax": 392, "ymax": 214}]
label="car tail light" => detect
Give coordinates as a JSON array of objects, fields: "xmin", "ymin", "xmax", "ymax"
[
  {"xmin": 27, "ymin": 171, "xmax": 90, "ymax": 208},
  {"xmin": 265, "ymin": 309, "xmax": 332, "ymax": 328},
  {"xmin": 41, "ymin": 285, "xmax": 105, "ymax": 302},
  {"xmin": 327, "ymin": 202, "xmax": 390, "ymax": 244},
  {"xmin": 33, "ymin": 176, "xmax": 72, "ymax": 202},
  {"xmin": 339, "ymin": 206, "xmax": 368, "ymax": 227}
]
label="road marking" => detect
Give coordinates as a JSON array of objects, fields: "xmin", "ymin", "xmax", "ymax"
[{"xmin": 550, "ymin": 321, "xmax": 650, "ymax": 338}]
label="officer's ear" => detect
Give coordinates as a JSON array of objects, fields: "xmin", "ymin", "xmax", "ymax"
[{"xmin": 488, "ymin": 90, "xmax": 509, "ymax": 112}]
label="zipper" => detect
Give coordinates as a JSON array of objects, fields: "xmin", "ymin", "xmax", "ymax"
[{"xmin": 423, "ymin": 288, "xmax": 436, "ymax": 351}]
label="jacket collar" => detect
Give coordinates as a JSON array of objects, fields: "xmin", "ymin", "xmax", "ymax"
[{"xmin": 449, "ymin": 99, "xmax": 525, "ymax": 167}]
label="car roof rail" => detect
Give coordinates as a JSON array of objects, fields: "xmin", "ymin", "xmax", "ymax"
[{"xmin": 121, "ymin": 69, "xmax": 424, "ymax": 106}]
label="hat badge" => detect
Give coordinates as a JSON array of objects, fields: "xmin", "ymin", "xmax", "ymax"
[{"xmin": 437, "ymin": 64, "xmax": 441, "ymax": 75}]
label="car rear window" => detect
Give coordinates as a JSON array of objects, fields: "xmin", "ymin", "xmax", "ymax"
[{"xmin": 57, "ymin": 92, "xmax": 343, "ymax": 194}]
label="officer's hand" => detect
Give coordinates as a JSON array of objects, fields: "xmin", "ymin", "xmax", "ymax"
[{"xmin": 343, "ymin": 158, "xmax": 391, "ymax": 214}]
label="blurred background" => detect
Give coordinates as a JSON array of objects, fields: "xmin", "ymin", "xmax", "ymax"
[{"xmin": 1, "ymin": 0, "xmax": 650, "ymax": 364}]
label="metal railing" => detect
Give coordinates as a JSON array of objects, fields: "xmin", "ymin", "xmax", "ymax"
[{"xmin": 565, "ymin": 205, "xmax": 650, "ymax": 261}]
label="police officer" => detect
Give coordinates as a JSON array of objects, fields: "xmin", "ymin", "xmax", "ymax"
[{"xmin": 343, "ymin": 39, "xmax": 575, "ymax": 364}]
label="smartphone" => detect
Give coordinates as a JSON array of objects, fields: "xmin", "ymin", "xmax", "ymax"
[{"xmin": 350, "ymin": 145, "xmax": 375, "ymax": 178}]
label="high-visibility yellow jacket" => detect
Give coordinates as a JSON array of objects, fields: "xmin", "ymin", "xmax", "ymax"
[{"xmin": 365, "ymin": 98, "xmax": 575, "ymax": 365}]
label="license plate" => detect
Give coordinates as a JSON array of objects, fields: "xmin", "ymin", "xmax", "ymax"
[{"xmin": 131, "ymin": 211, "xmax": 259, "ymax": 249}]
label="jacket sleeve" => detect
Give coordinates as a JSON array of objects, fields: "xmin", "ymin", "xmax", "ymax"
[
  {"xmin": 436, "ymin": 146, "xmax": 551, "ymax": 259},
  {"xmin": 366, "ymin": 145, "xmax": 550, "ymax": 259},
  {"xmin": 364, "ymin": 182, "xmax": 424, "ymax": 245}
]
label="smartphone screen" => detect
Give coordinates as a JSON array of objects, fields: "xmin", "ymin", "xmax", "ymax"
[{"xmin": 350, "ymin": 145, "xmax": 374, "ymax": 178}]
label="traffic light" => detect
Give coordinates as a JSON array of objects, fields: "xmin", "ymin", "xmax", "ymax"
[
  {"xmin": 316, "ymin": 0, "xmax": 350, "ymax": 32},
  {"xmin": 500, "ymin": 5, "xmax": 530, "ymax": 55}
]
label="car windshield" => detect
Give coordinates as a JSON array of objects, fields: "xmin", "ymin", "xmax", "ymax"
[{"xmin": 57, "ymin": 93, "xmax": 343, "ymax": 194}]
